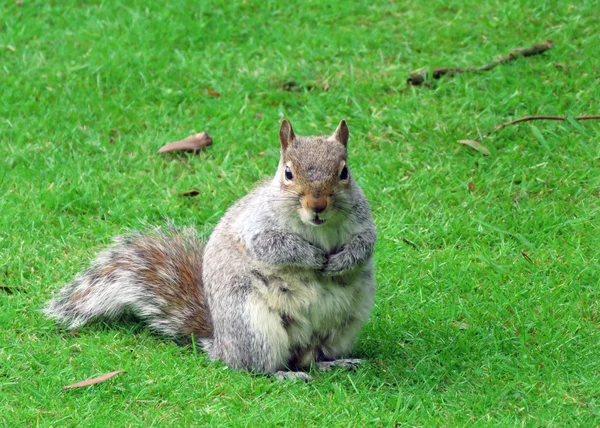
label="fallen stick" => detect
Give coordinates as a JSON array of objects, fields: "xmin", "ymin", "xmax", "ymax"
[
  {"xmin": 457, "ymin": 115, "xmax": 600, "ymax": 154},
  {"xmin": 407, "ymin": 40, "xmax": 553, "ymax": 86},
  {"xmin": 475, "ymin": 115, "xmax": 600, "ymax": 141}
]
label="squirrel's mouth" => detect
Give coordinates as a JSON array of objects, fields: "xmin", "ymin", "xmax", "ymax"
[{"xmin": 310, "ymin": 216, "xmax": 325, "ymax": 226}]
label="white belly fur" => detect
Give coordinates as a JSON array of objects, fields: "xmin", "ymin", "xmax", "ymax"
[{"xmin": 249, "ymin": 265, "xmax": 367, "ymax": 366}]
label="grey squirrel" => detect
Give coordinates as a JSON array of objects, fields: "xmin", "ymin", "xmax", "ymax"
[{"xmin": 44, "ymin": 119, "xmax": 376, "ymax": 381}]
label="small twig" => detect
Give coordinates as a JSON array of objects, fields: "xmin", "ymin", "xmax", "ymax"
[
  {"xmin": 407, "ymin": 40, "xmax": 553, "ymax": 86},
  {"xmin": 0, "ymin": 285, "xmax": 25, "ymax": 294},
  {"xmin": 474, "ymin": 40, "xmax": 554, "ymax": 71},
  {"xmin": 475, "ymin": 115, "xmax": 600, "ymax": 141},
  {"xmin": 401, "ymin": 237, "xmax": 419, "ymax": 250}
]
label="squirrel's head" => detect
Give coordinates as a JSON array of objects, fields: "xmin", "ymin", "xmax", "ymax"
[{"xmin": 277, "ymin": 119, "xmax": 352, "ymax": 227}]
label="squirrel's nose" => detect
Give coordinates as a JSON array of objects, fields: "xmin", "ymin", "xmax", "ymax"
[
  {"xmin": 305, "ymin": 195, "xmax": 328, "ymax": 214},
  {"xmin": 312, "ymin": 204, "xmax": 326, "ymax": 214}
]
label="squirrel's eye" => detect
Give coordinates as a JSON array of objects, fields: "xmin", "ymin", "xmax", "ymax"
[
  {"xmin": 340, "ymin": 165, "xmax": 349, "ymax": 180},
  {"xmin": 285, "ymin": 166, "xmax": 294, "ymax": 181}
]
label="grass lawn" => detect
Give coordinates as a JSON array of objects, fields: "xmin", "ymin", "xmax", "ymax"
[{"xmin": 2, "ymin": 0, "xmax": 599, "ymax": 425}]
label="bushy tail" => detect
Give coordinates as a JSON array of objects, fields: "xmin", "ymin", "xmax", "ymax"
[{"xmin": 44, "ymin": 227, "xmax": 212, "ymax": 339}]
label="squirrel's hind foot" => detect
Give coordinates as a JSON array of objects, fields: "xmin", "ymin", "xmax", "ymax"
[
  {"xmin": 315, "ymin": 358, "xmax": 362, "ymax": 372},
  {"xmin": 274, "ymin": 371, "xmax": 313, "ymax": 382}
]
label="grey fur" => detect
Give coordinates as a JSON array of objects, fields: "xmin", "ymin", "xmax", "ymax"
[{"xmin": 44, "ymin": 120, "xmax": 376, "ymax": 376}]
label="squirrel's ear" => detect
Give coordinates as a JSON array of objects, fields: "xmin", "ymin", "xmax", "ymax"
[
  {"xmin": 279, "ymin": 119, "xmax": 295, "ymax": 150},
  {"xmin": 333, "ymin": 120, "xmax": 349, "ymax": 147}
]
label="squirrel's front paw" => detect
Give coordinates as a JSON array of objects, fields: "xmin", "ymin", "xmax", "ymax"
[
  {"xmin": 320, "ymin": 251, "xmax": 351, "ymax": 276},
  {"xmin": 305, "ymin": 247, "xmax": 327, "ymax": 269}
]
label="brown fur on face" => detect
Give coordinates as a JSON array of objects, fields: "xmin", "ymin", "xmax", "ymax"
[{"xmin": 279, "ymin": 120, "xmax": 351, "ymax": 214}]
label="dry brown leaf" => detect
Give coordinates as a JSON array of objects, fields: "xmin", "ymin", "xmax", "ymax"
[
  {"xmin": 182, "ymin": 189, "xmax": 200, "ymax": 197},
  {"xmin": 158, "ymin": 132, "xmax": 213, "ymax": 154},
  {"xmin": 468, "ymin": 182, "xmax": 475, "ymax": 192},
  {"xmin": 62, "ymin": 370, "xmax": 126, "ymax": 389},
  {"xmin": 452, "ymin": 321, "xmax": 470, "ymax": 330},
  {"xmin": 457, "ymin": 140, "xmax": 489, "ymax": 155},
  {"xmin": 205, "ymin": 89, "xmax": 221, "ymax": 97}
]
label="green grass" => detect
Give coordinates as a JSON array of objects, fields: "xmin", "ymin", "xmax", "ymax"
[{"xmin": 2, "ymin": 0, "xmax": 599, "ymax": 425}]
